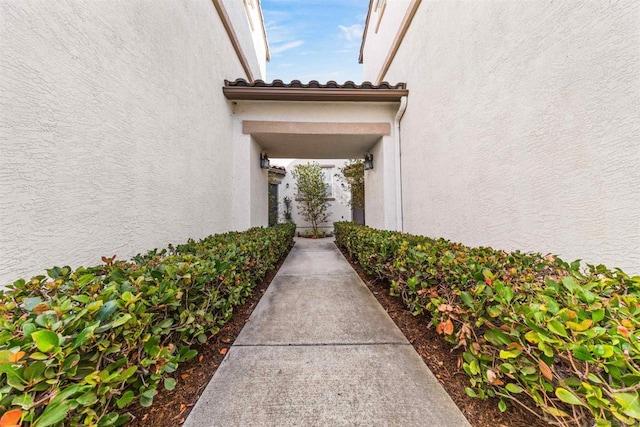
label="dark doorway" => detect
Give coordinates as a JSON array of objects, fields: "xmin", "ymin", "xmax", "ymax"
[
  {"xmin": 352, "ymin": 207, "xmax": 365, "ymax": 225},
  {"xmin": 268, "ymin": 183, "xmax": 279, "ymax": 226}
]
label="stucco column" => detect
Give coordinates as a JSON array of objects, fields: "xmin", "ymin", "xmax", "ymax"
[
  {"xmin": 233, "ymin": 116, "xmax": 269, "ymax": 231},
  {"xmin": 364, "ymin": 134, "xmax": 398, "ymax": 231},
  {"xmin": 232, "ymin": 126, "xmax": 253, "ymax": 231}
]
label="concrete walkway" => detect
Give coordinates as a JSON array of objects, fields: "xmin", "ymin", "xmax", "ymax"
[{"xmin": 184, "ymin": 238, "xmax": 470, "ymax": 426}]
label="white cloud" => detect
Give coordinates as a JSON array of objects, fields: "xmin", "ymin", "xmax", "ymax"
[
  {"xmin": 271, "ymin": 40, "xmax": 305, "ymax": 54},
  {"xmin": 338, "ymin": 24, "xmax": 363, "ymax": 41},
  {"xmin": 265, "ymin": 21, "xmax": 295, "ymax": 45}
]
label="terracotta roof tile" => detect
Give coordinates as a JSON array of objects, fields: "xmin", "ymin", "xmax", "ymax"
[
  {"xmin": 269, "ymin": 165, "xmax": 286, "ymax": 175},
  {"xmin": 225, "ymin": 78, "xmax": 406, "ymax": 90}
]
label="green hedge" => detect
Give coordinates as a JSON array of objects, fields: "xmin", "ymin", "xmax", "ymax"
[
  {"xmin": 0, "ymin": 223, "xmax": 295, "ymax": 426},
  {"xmin": 334, "ymin": 221, "xmax": 640, "ymax": 427}
]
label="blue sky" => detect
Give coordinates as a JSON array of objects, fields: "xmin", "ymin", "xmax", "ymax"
[{"xmin": 262, "ymin": 0, "xmax": 369, "ymax": 83}]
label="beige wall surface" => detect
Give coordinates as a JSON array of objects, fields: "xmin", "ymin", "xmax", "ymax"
[
  {"xmin": 0, "ymin": 0, "xmax": 247, "ymax": 284},
  {"xmin": 371, "ymin": 1, "xmax": 640, "ymax": 272}
]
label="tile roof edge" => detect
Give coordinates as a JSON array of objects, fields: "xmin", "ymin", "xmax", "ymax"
[{"xmin": 224, "ymin": 78, "xmax": 406, "ymax": 90}]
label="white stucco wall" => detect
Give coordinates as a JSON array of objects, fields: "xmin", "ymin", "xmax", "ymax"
[
  {"xmin": 0, "ymin": 0, "xmax": 252, "ymax": 284},
  {"xmin": 361, "ymin": 0, "xmax": 411, "ymax": 82},
  {"xmin": 367, "ymin": 0, "xmax": 640, "ymax": 272},
  {"xmin": 222, "ymin": 0, "xmax": 268, "ymax": 80},
  {"xmin": 277, "ymin": 159, "xmax": 352, "ymax": 233}
]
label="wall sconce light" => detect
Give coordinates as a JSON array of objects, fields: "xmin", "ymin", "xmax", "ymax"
[
  {"xmin": 260, "ymin": 152, "xmax": 270, "ymax": 169},
  {"xmin": 364, "ymin": 152, "xmax": 374, "ymax": 170}
]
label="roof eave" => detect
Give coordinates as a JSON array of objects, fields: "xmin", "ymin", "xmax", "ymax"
[
  {"xmin": 359, "ymin": 0, "xmax": 374, "ymax": 64},
  {"xmin": 223, "ymin": 87, "xmax": 409, "ymax": 102},
  {"xmin": 257, "ymin": 0, "xmax": 270, "ymax": 61}
]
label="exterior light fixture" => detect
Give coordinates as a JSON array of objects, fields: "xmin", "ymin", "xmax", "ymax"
[
  {"xmin": 260, "ymin": 152, "xmax": 270, "ymax": 169},
  {"xmin": 364, "ymin": 152, "xmax": 374, "ymax": 170}
]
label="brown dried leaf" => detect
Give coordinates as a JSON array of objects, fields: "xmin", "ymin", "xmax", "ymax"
[
  {"xmin": 443, "ymin": 319, "xmax": 454, "ymax": 335},
  {"xmin": 33, "ymin": 302, "xmax": 49, "ymax": 315},
  {"xmin": 8, "ymin": 351, "xmax": 25, "ymax": 363},
  {"xmin": 538, "ymin": 358, "xmax": 553, "ymax": 381},
  {"xmin": 459, "ymin": 323, "xmax": 472, "ymax": 339},
  {"xmin": 452, "ymin": 338, "xmax": 466, "ymax": 350},
  {"xmin": 618, "ymin": 325, "xmax": 631, "ymax": 337},
  {"xmin": 438, "ymin": 303, "xmax": 453, "ymax": 312},
  {"xmin": 507, "ymin": 342, "xmax": 523, "ymax": 351}
]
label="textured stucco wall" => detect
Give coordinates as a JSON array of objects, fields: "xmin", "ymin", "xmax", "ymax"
[
  {"xmin": 361, "ymin": 0, "xmax": 411, "ymax": 82},
  {"xmin": 0, "ymin": 0, "xmax": 249, "ymax": 284},
  {"xmin": 373, "ymin": 0, "xmax": 640, "ymax": 272},
  {"xmin": 222, "ymin": 0, "xmax": 267, "ymax": 79},
  {"xmin": 278, "ymin": 159, "xmax": 353, "ymax": 232}
]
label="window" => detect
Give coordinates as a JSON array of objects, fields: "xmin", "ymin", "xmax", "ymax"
[{"xmin": 321, "ymin": 167, "xmax": 333, "ymax": 197}]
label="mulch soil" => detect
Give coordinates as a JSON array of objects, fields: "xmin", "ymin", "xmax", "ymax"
[
  {"xmin": 336, "ymin": 243, "xmax": 550, "ymax": 427},
  {"xmin": 127, "ymin": 243, "xmax": 293, "ymax": 426}
]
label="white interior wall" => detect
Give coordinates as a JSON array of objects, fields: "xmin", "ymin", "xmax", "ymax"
[
  {"xmin": 0, "ymin": 0, "xmax": 250, "ymax": 284},
  {"xmin": 371, "ymin": 0, "xmax": 640, "ymax": 272}
]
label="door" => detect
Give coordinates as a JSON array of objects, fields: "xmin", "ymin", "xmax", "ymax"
[{"xmin": 268, "ymin": 183, "xmax": 278, "ymax": 226}]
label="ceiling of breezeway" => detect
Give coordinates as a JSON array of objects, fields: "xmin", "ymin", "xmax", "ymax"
[
  {"xmin": 252, "ymin": 133, "xmax": 382, "ymax": 159},
  {"xmin": 244, "ymin": 120, "xmax": 390, "ymax": 159}
]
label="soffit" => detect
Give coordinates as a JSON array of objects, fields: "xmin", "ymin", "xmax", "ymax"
[
  {"xmin": 254, "ymin": 134, "xmax": 382, "ymax": 159},
  {"xmin": 244, "ymin": 120, "xmax": 390, "ymax": 159}
]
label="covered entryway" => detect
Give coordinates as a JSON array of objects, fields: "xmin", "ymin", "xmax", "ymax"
[{"xmin": 223, "ymin": 79, "xmax": 408, "ymax": 232}]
